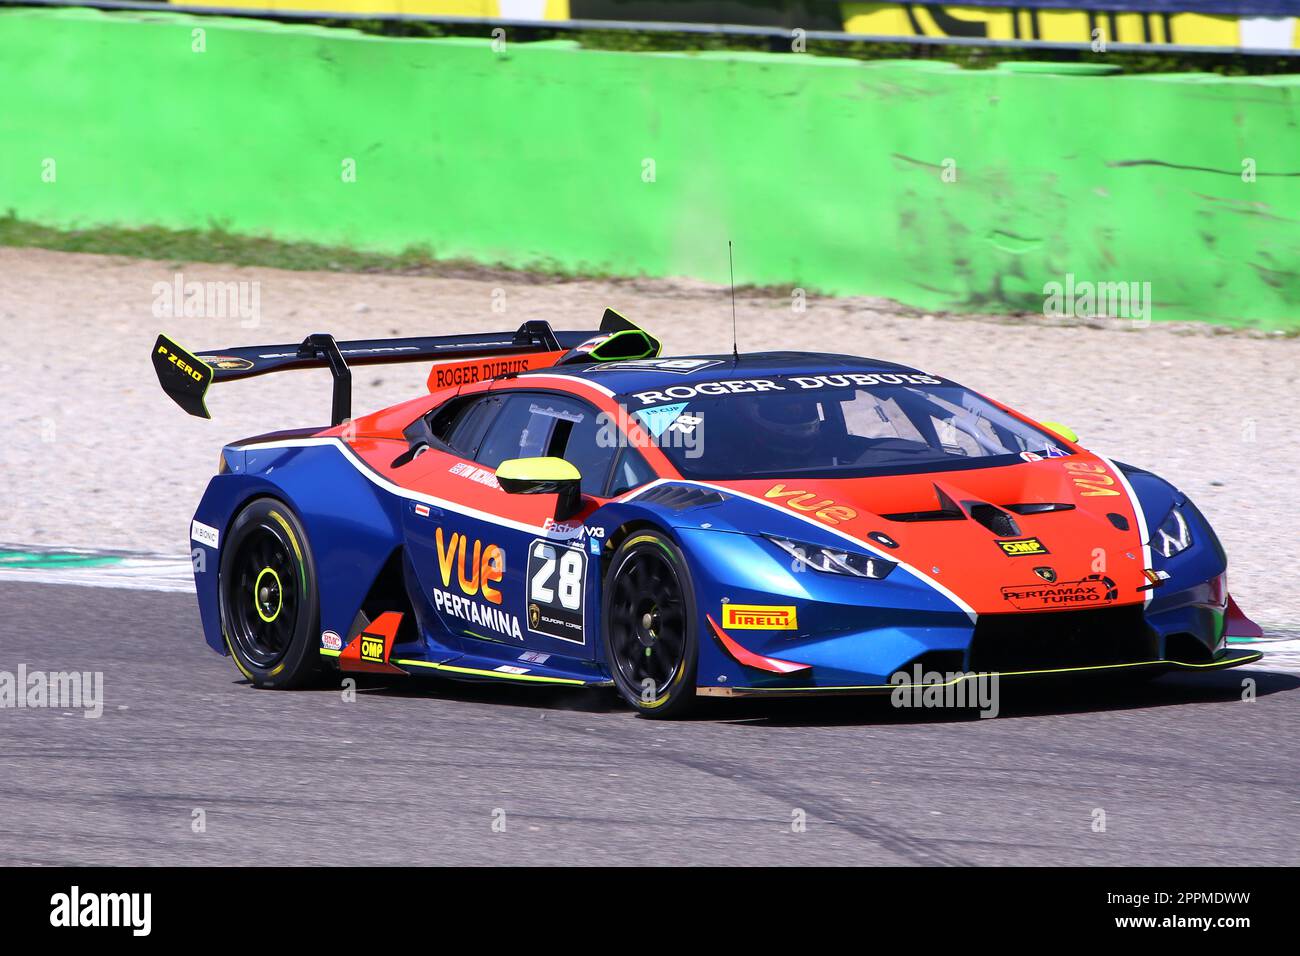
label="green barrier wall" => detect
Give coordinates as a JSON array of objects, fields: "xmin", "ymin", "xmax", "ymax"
[{"xmin": 2, "ymin": 8, "xmax": 1298, "ymax": 327}]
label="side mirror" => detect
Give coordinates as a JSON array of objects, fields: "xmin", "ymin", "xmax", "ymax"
[
  {"xmin": 496, "ymin": 457, "xmax": 583, "ymax": 520},
  {"xmin": 1040, "ymin": 421, "xmax": 1079, "ymax": 444}
]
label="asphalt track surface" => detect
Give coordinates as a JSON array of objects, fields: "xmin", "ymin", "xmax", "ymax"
[{"xmin": 2, "ymin": 580, "xmax": 1297, "ymax": 867}]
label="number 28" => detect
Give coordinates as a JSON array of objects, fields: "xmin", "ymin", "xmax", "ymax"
[{"xmin": 530, "ymin": 543, "xmax": 583, "ymax": 610}]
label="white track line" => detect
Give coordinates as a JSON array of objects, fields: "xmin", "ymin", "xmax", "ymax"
[{"xmin": 0, "ymin": 547, "xmax": 195, "ymax": 593}]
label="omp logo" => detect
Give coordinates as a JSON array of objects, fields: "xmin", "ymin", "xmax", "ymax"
[
  {"xmin": 435, "ymin": 528, "xmax": 504, "ymax": 604},
  {"xmin": 764, "ymin": 485, "xmax": 857, "ymax": 526},
  {"xmin": 360, "ymin": 635, "xmax": 385, "ymax": 663},
  {"xmin": 156, "ymin": 344, "xmax": 205, "ymax": 382},
  {"xmin": 50, "ymin": 886, "xmax": 151, "ymax": 936},
  {"xmin": 996, "ymin": 537, "xmax": 1050, "ymax": 557},
  {"xmin": 723, "ymin": 604, "xmax": 798, "ymax": 630}
]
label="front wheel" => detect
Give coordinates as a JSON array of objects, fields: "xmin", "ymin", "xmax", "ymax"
[
  {"xmin": 602, "ymin": 530, "xmax": 698, "ymax": 718},
  {"xmin": 219, "ymin": 497, "xmax": 323, "ymax": 689}
]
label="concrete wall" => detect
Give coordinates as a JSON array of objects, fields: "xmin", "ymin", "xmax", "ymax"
[{"xmin": 2, "ymin": 8, "xmax": 1298, "ymax": 326}]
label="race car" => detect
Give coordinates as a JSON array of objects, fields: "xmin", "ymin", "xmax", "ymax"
[{"xmin": 152, "ymin": 310, "xmax": 1263, "ymax": 717}]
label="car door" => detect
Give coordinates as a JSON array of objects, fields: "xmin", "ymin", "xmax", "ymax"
[{"xmin": 401, "ymin": 388, "xmax": 622, "ymax": 661}]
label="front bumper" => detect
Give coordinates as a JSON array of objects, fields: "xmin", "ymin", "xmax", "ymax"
[{"xmin": 682, "ymin": 526, "xmax": 1253, "ymax": 692}]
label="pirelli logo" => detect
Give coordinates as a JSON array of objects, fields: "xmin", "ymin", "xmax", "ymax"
[
  {"xmin": 359, "ymin": 634, "xmax": 385, "ymax": 664},
  {"xmin": 723, "ymin": 604, "xmax": 798, "ymax": 630},
  {"xmin": 996, "ymin": 537, "xmax": 1050, "ymax": 557}
]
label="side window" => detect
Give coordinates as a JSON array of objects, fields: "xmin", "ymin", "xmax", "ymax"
[
  {"xmin": 552, "ymin": 402, "xmax": 618, "ymax": 497},
  {"xmin": 609, "ymin": 446, "xmax": 656, "ymax": 497},
  {"xmin": 437, "ymin": 396, "xmax": 499, "ymax": 458},
  {"xmin": 474, "ymin": 395, "xmax": 553, "ymax": 470},
  {"xmin": 473, "ymin": 392, "xmax": 623, "ymax": 496}
]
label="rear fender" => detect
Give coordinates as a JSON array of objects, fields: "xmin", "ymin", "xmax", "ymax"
[{"xmin": 191, "ymin": 443, "xmax": 404, "ymax": 655}]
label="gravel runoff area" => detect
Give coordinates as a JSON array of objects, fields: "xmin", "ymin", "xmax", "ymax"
[{"xmin": 2, "ymin": 246, "xmax": 1298, "ymax": 628}]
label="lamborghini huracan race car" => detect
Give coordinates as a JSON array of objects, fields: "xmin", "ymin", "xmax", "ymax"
[{"xmin": 153, "ymin": 310, "xmax": 1262, "ymax": 717}]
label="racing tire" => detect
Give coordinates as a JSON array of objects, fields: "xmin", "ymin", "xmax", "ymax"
[
  {"xmin": 219, "ymin": 497, "xmax": 324, "ymax": 689},
  {"xmin": 602, "ymin": 529, "xmax": 699, "ymax": 719}
]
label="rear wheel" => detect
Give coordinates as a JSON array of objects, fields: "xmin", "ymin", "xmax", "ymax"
[
  {"xmin": 219, "ymin": 498, "xmax": 323, "ymax": 689},
  {"xmin": 602, "ymin": 530, "xmax": 698, "ymax": 718}
]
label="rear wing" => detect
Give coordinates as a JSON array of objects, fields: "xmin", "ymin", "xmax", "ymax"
[{"xmin": 152, "ymin": 310, "xmax": 659, "ymax": 424}]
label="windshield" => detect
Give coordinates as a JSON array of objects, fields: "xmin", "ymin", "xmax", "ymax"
[{"xmin": 620, "ymin": 377, "xmax": 1072, "ymax": 480}]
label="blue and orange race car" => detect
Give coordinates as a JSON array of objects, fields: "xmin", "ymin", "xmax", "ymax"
[{"xmin": 152, "ymin": 310, "xmax": 1262, "ymax": 717}]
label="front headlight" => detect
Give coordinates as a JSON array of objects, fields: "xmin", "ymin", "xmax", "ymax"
[
  {"xmin": 1153, "ymin": 504, "xmax": 1193, "ymax": 558},
  {"xmin": 766, "ymin": 536, "xmax": 897, "ymax": 580}
]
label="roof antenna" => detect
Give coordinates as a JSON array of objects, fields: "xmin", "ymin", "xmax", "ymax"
[{"xmin": 728, "ymin": 240, "xmax": 739, "ymax": 363}]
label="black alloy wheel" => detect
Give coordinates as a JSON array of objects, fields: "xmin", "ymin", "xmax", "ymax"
[
  {"xmin": 219, "ymin": 498, "xmax": 323, "ymax": 688},
  {"xmin": 602, "ymin": 530, "xmax": 698, "ymax": 718}
]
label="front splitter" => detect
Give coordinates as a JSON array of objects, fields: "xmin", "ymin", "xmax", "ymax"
[{"xmin": 696, "ymin": 648, "xmax": 1264, "ymax": 697}]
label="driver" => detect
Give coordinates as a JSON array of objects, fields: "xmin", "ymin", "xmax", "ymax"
[{"xmin": 739, "ymin": 396, "xmax": 826, "ymax": 459}]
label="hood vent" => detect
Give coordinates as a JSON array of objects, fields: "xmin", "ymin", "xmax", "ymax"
[
  {"xmin": 636, "ymin": 484, "xmax": 730, "ymax": 510},
  {"xmin": 880, "ymin": 508, "xmax": 964, "ymax": 523},
  {"xmin": 881, "ymin": 487, "xmax": 1076, "ymax": 530},
  {"xmin": 882, "ymin": 484, "xmax": 964, "ymax": 523},
  {"xmin": 1004, "ymin": 502, "xmax": 1076, "ymax": 515},
  {"xmin": 966, "ymin": 502, "xmax": 1021, "ymax": 537}
]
